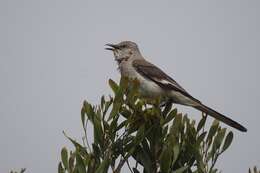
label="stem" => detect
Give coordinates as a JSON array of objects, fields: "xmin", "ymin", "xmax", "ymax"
[
  {"xmin": 83, "ymin": 119, "xmax": 92, "ymax": 152},
  {"xmin": 209, "ymin": 150, "xmax": 220, "ymax": 173}
]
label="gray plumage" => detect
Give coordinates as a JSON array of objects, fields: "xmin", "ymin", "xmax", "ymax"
[{"xmin": 105, "ymin": 41, "xmax": 247, "ymax": 132}]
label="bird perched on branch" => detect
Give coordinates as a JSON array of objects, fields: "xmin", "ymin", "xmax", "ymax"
[{"xmin": 105, "ymin": 41, "xmax": 247, "ymax": 132}]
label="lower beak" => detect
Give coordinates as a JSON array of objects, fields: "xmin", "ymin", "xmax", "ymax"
[{"xmin": 105, "ymin": 43, "xmax": 119, "ymax": 51}]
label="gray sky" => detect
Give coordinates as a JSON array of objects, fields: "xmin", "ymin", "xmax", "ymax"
[{"xmin": 1, "ymin": 0, "xmax": 259, "ymax": 172}]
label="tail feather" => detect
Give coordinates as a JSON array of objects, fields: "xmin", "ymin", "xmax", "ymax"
[{"xmin": 193, "ymin": 104, "xmax": 247, "ymax": 132}]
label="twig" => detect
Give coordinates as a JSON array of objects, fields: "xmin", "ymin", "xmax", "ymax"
[
  {"xmin": 83, "ymin": 119, "xmax": 92, "ymax": 152},
  {"xmin": 209, "ymin": 150, "xmax": 220, "ymax": 172}
]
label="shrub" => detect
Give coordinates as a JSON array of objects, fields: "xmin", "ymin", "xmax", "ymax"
[{"xmin": 58, "ymin": 78, "xmax": 235, "ymax": 173}]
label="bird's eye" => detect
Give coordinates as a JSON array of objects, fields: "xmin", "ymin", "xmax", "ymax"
[{"xmin": 120, "ymin": 45, "xmax": 127, "ymax": 48}]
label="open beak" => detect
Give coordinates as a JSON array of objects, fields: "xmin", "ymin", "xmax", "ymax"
[{"xmin": 105, "ymin": 43, "xmax": 119, "ymax": 51}]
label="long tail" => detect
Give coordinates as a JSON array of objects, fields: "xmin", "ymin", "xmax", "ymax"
[{"xmin": 193, "ymin": 104, "xmax": 247, "ymax": 132}]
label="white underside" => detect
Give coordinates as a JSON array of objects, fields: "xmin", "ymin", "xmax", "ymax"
[{"xmin": 119, "ymin": 62, "xmax": 197, "ymax": 106}]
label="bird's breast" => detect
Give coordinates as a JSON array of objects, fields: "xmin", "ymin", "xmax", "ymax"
[{"xmin": 119, "ymin": 62, "xmax": 163, "ymax": 98}]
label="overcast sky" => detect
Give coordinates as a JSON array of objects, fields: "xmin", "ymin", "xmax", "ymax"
[{"xmin": 1, "ymin": 0, "xmax": 259, "ymax": 172}]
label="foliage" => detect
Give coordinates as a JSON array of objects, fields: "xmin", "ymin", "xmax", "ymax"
[
  {"xmin": 249, "ymin": 167, "xmax": 260, "ymax": 173},
  {"xmin": 10, "ymin": 168, "xmax": 26, "ymax": 173},
  {"xmin": 58, "ymin": 78, "xmax": 235, "ymax": 173}
]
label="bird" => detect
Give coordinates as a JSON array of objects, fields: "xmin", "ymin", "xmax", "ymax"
[{"xmin": 105, "ymin": 41, "xmax": 247, "ymax": 132}]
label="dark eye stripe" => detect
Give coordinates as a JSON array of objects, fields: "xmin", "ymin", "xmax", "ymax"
[{"xmin": 120, "ymin": 45, "xmax": 127, "ymax": 48}]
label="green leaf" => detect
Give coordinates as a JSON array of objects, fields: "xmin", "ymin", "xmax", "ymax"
[
  {"xmin": 141, "ymin": 139, "xmax": 151, "ymax": 158},
  {"xmin": 213, "ymin": 128, "xmax": 226, "ymax": 150},
  {"xmin": 96, "ymin": 108, "xmax": 102, "ymax": 121},
  {"xmin": 173, "ymin": 165, "xmax": 188, "ymax": 173},
  {"xmin": 95, "ymin": 157, "xmax": 110, "ymax": 173},
  {"xmin": 211, "ymin": 168, "xmax": 218, "ymax": 173},
  {"xmin": 170, "ymin": 113, "xmax": 182, "ymax": 134},
  {"xmin": 93, "ymin": 116, "xmax": 103, "ymax": 146},
  {"xmin": 162, "ymin": 101, "xmax": 173, "ymax": 118},
  {"xmin": 163, "ymin": 108, "xmax": 177, "ymax": 125},
  {"xmin": 253, "ymin": 166, "xmax": 258, "ymax": 173},
  {"xmin": 61, "ymin": 147, "xmax": 69, "ymax": 170},
  {"xmin": 120, "ymin": 106, "xmax": 132, "ymax": 118},
  {"xmin": 108, "ymin": 114, "xmax": 120, "ymax": 140},
  {"xmin": 125, "ymin": 125, "xmax": 146, "ymax": 158},
  {"xmin": 197, "ymin": 131, "xmax": 207, "ymax": 145},
  {"xmin": 69, "ymin": 153, "xmax": 76, "ymax": 172},
  {"xmin": 63, "ymin": 131, "xmax": 88, "ymax": 157},
  {"xmin": 162, "ymin": 125, "xmax": 168, "ymax": 137},
  {"xmin": 134, "ymin": 125, "xmax": 145, "ymax": 145},
  {"xmin": 58, "ymin": 162, "xmax": 65, "ymax": 173},
  {"xmin": 172, "ymin": 144, "xmax": 180, "ymax": 165},
  {"xmin": 160, "ymin": 145, "xmax": 173, "ymax": 173},
  {"xmin": 83, "ymin": 101, "xmax": 95, "ymax": 122},
  {"xmin": 92, "ymin": 143, "xmax": 101, "ymax": 158},
  {"xmin": 221, "ymin": 131, "xmax": 233, "ymax": 153},
  {"xmin": 103, "ymin": 97, "xmax": 113, "ymax": 116},
  {"xmin": 133, "ymin": 146, "xmax": 153, "ymax": 173},
  {"xmin": 81, "ymin": 107, "xmax": 86, "ymax": 128},
  {"xmin": 197, "ymin": 115, "xmax": 207, "ymax": 132},
  {"xmin": 101, "ymin": 95, "xmax": 105, "ymax": 110},
  {"xmin": 109, "ymin": 79, "xmax": 119, "ymax": 94},
  {"xmin": 76, "ymin": 154, "xmax": 87, "ymax": 173},
  {"xmin": 206, "ymin": 120, "xmax": 219, "ymax": 143},
  {"xmin": 108, "ymin": 102, "xmax": 121, "ymax": 120}
]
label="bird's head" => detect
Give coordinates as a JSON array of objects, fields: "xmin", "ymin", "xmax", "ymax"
[{"xmin": 105, "ymin": 41, "xmax": 140, "ymax": 63}]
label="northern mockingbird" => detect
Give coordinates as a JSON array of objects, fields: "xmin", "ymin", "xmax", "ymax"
[{"xmin": 105, "ymin": 41, "xmax": 247, "ymax": 132}]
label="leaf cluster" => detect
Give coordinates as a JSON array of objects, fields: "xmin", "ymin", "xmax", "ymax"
[
  {"xmin": 249, "ymin": 166, "xmax": 260, "ymax": 173},
  {"xmin": 58, "ymin": 78, "xmax": 235, "ymax": 173},
  {"xmin": 10, "ymin": 168, "xmax": 26, "ymax": 173}
]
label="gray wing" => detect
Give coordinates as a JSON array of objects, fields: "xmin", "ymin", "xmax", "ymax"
[
  {"xmin": 132, "ymin": 59, "xmax": 201, "ymax": 103},
  {"xmin": 132, "ymin": 60, "xmax": 247, "ymax": 132}
]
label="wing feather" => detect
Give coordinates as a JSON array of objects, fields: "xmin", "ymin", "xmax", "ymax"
[{"xmin": 132, "ymin": 59, "xmax": 201, "ymax": 103}]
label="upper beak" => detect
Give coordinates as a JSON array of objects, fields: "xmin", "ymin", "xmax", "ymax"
[{"xmin": 105, "ymin": 43, "xmax": 119, "ymax": 51}]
